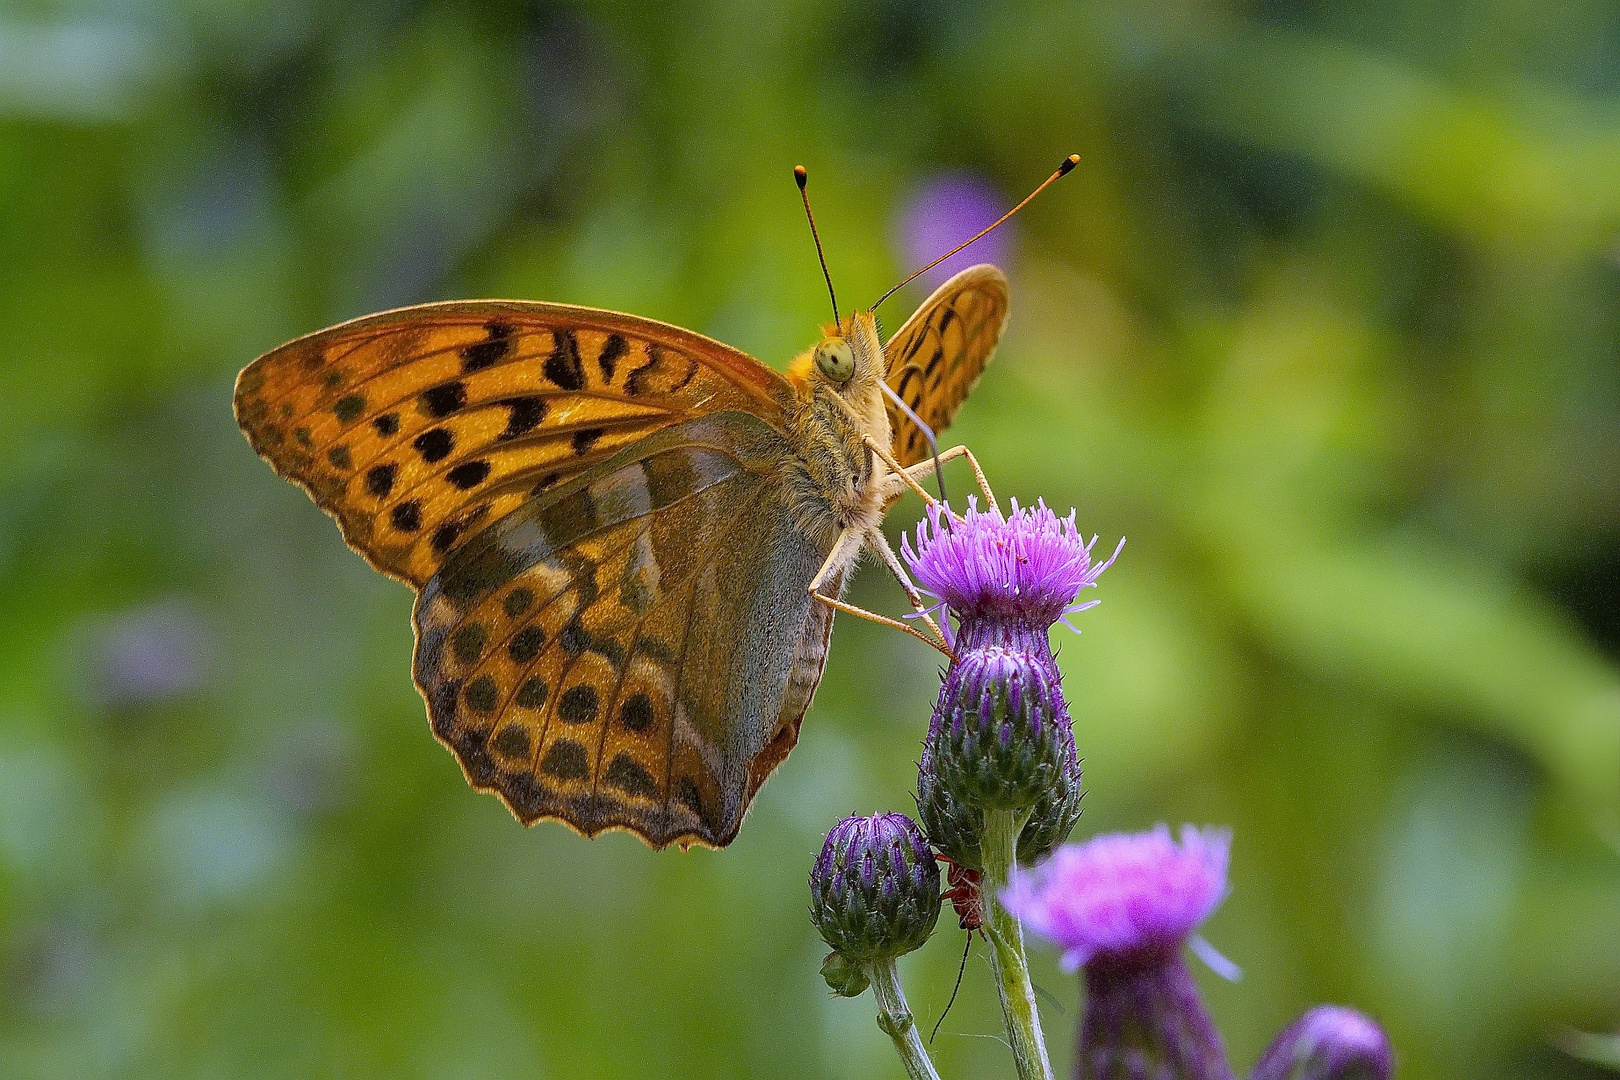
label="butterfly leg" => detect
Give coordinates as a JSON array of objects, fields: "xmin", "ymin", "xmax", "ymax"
[
  {"xmin": 862, "ymin": 435, "xmax": 940, "ymax": 507},
  {"xmin": 899, "ymin": 445, "xmax": 1000, "ymax": 514},
  {"xmin": 862, "ymin": 526, "xmax": 950, "ymax": 648},
  {"xmin": 864, "ymin": 436, "xmax": 1000, "ymax": 514},
  {"xmin": 808, "ymin": 529, "xmax": 954, "ymax": 657}
]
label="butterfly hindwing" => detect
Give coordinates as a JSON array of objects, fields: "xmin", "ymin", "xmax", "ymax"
[
  {"xmin": 412, "ymin": 411, "xmax": 836, "ymax": 850},
  {"xmin": 882, "ymin": 264, "xmax": 1009, "ymax": 466},
  {"xmin": 234, "ymin": 301, "xmax": 795, "ymax": 587}
]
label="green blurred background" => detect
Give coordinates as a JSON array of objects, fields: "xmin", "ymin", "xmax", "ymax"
[{"xmin": 2, "ymin": 1, "xmax": 1618, "ymax": 1077}]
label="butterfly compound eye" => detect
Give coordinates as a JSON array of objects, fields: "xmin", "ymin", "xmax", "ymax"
[{"xmin": 814, "ymin": 338, "xmax": 856, "ymax": 383}]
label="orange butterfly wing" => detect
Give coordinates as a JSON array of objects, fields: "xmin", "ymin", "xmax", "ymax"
[
  {"xmin": 411, "ymin": 412, "xmax": 840, "ymax": 850},
  {"xmin": 234, "ymin": 301, "xmax": 795, "ymax": 587},
  {"xmin": 882, "ymin": 264, "xmax": 1010, "ymax": 466}
]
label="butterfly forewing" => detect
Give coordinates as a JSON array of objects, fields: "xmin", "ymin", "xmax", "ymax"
[
  {"xmin": 882, "ymin": 264, "xmax": 1009, "ymax": 467},
  {"xmin": 412, "ymin": 412, "xmax": 835, "ymax": 850},
  {"xmin": 234, "ymin": 302, "xmax": 794, "ymax": 587}
]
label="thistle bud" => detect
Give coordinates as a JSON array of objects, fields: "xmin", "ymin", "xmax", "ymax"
[
  {"xmin": 925, "ymin": 643, "xmax": 1073, "ymax": 810},
  {"xmin": 917, "ymin": 734, "xmax": 1083, "ymax": 871},
  {"xmin": 1251, "ymin": 1006, "xmax": 1393, "ymax": 1080},
  {"xmin": 809, "ymin": 813, "xmax": 941, "ymax": 965}
]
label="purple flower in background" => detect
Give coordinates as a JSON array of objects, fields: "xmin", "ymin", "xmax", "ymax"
[
  {"xmin": 1251, "ymin": 1006, "xmax": 1393, "ymax": 1080},
  {"xmin": 895, "ymin": 173, "xmax": 1013, "ymax": 291},
  {"xmin": 1003, "ymin": 824, "xmax": 1230, "ymax": 971},
  {"xmin": 84, "ymin": 599, "xmax": 210, "ymax": 710},
  {"xmin": 1004, "ymin": 826, "xmax": 1236, "ymax": 1080}
]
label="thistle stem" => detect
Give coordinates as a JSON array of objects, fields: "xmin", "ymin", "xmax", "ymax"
[
  {"xmin": 866, "ymin": 957, "xmax": 942, "ymax": 1080},
  {"xmin": 981, "ymin": 808, "xmax": 1055, "ymax": 1080}
]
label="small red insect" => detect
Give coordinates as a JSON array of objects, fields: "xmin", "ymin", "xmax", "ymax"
[
  {"xmin": 931, "ymin": 854, "xmax": 986, "ymax": 1042},
  {"xmin": 939, "ymin": 855, "xmax": 984, "ymax": 933}
]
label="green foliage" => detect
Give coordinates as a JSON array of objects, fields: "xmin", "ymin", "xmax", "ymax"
[{"xmin": 0, "ymin": 1, "xmax": 1616, "ymax": 1077}]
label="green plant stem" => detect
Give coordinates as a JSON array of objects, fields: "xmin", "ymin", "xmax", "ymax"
[
  {"xmin": 866, "ymin": 957, "xmax": 942, "ymax": 1080},
  {"xmin": 981, "ymin": 808, "xmax": 1055, "ymax": 1080}
]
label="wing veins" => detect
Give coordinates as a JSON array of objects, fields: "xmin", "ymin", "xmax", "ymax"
[{"xmin": 460, "ymin": 471, "xmax": 757, "ymax": 747}]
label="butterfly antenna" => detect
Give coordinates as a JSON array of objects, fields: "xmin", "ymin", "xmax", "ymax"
[
  {"xmin": 795, "ymin": 165, "xmax": 840, "ymax": 326},
  {"xmin": 874, "ymin": 153, "xmax": 1081, "ymax": 312},
  {"xmin": 931, "ymin": 933, "xmax": 974, "ymax": 1043}
]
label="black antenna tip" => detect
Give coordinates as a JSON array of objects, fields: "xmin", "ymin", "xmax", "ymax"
[
  {"xmin": 794, "ymin": 164, "xmax": 808, "ymax": 190},
  {"xmin": 1059, "ymin": 153, "xmax": 1080, "ymax": 175}
]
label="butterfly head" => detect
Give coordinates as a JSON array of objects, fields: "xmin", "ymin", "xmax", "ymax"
[{"xmin": 810, "ymin": 311, "xmax": 884, "ymax": 392}]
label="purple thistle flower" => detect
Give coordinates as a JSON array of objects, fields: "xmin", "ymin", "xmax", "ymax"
[
  {"xmin": 909, "ymin": 499, "xmax": 1114, "ymax": 824},
  {"xmin": 810, "ymin": 813, "xmax": 941, "ymax": 965},
  {"xmin": 1003, "ymin": 826, "xmax": 1236, "ymax": 1080},
  {"xmin": 1251, "ymin": 1006, "xmax": 1393, "ymax": 1080},
  {"xmin": 1003, "ymin": 825, "xmax": 1230, "ymax": 972},
  {"xmin": 901, "ymin": 498, "xmax": 1122, "ymax": 648},
  {"xmin": 895, "ymin": 172, "xmax": 1013, "ymax": 291}
]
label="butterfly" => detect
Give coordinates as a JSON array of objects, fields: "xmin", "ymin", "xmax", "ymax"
[{"xmin": 235, "ymin": 158, "xmax": 1076, "ymax": 849}]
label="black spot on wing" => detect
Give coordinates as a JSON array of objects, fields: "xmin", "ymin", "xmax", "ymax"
[
  {"xmin": 452, "ymin": 625, "xmax": 487, "ymax": 664},
  {"xmin": 431, "ymin": 521, "xmax": 463, "ymax": 555},
  {"xmin": 422, "ymin": 381, "xmax": 467, "ymax": 418},
  {"xmin": 334, "ymin": 395, "xmax": 365, "ymax": 422},
  {"xmin": 597, "ymin": 333, "xmax": 628, "ymax": 382},
  {"xmin": 558, "ymin": 618, "xmax": 590, "ymax": 655},
  {"xmin": 446, "ymin": 460, "xmax": 491, "ymax": 490},
  {"xmin": 625, "ymin": 344, "xmax": 698, "ymax": 396},
  {"xmin": 392, "ymin": 501, "xmax": 422, "ymax": 532},
  {"xmin": 461, "ymin": 322, "xmax": 515, "ymax": 373},
  {"xmin": 373, "ymin": 413, "xmax": 399, "ymax": 437},
  {"xmin": 465, "ymin": 675, "xmax": 498, "ymax": 714},
  {"xmin": 558, "ymin": 685, "xmax": 599, "ymax": 724},
  {"xmin": 366, "ymin": 464, "xmax": 396, "ymax": 498},
  {"xmin": 544, "ymin": 329, "xmax": 585, "ymax": 390},
  {"xmin": 415, "ymin": 428, "xmax": 454, "ymax": 462},
  {"xmin": 540, "ymin": 740, "xmax": 588, "ymax": 780},
  {"xmin": 431, "ymin": 505, "xmax": 487, "ymax": 556},
  {"xmin": 604, "ymin": 753, "xmax": 659, "ymax": 799},
  {"xmin": 571, "ymin": 428, "xmax": 604, "ymax": 455},
  {"xmin": 508, "ymin": 626, "xmax": 545, "ymax": 664},
  {"xmin": 516, "ymin": 676, "xmax": 548, "ymax": 709},
  {"xmin": 620, "ymin": 693, "xmax": 654, "ymax": 733},
  {"xmin": 492, "ymin": 725, "xmax": 530, "ymax": 759},
  {"xmin": 497, "ymin": 397, "xmax": 546, "ymax": 441}
]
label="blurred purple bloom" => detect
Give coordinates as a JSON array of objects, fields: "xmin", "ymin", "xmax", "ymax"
[
  {"xmin": 901, "ymin": 498, "xmax": 1122, "ymax": 644},
  {"xmin": 85, "ymin": 600, "xmax": 209, "ymax": 709},
  {"xmin": 1002, "ymin": 824, "xmax": 1230, "ymax": 972},
  {"xmin": 1006, "ymin": 826, "xmax": 1237, "ymax": 1080},
  {"xmin": 1251, "ymin": 1006, "xmax": 1393, "ymax": 1080},
  {"xmin": 895, "ymin": 173, "xmax": 1012, "ymax": 290}
]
